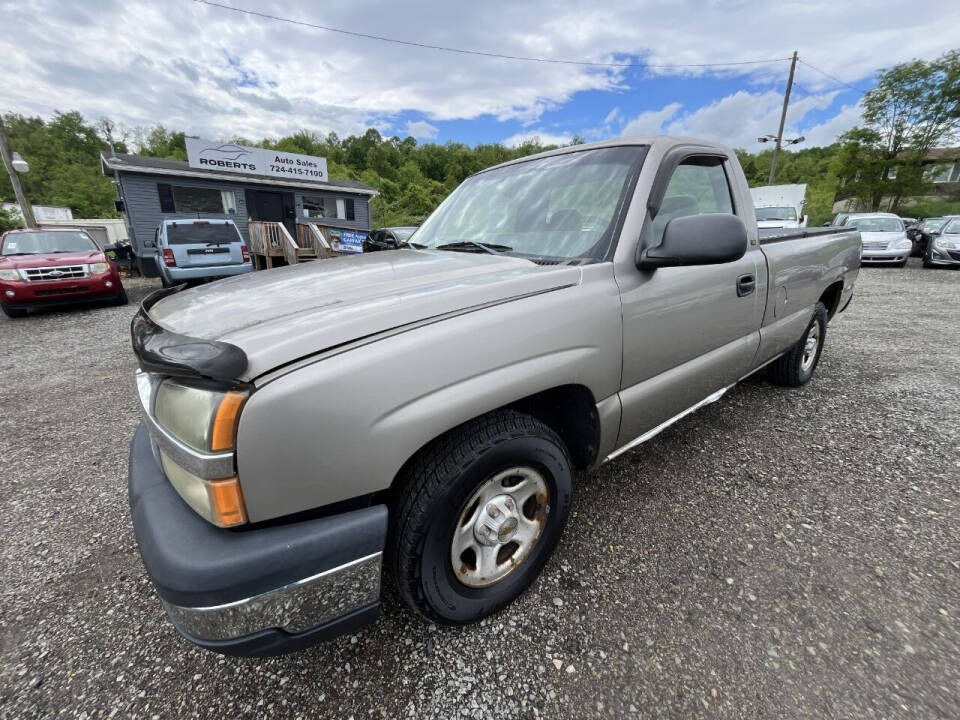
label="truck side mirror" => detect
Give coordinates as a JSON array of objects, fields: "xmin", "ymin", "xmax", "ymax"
[{"xmin": 637, "ymin": 213, "xmax": 748, "ymax": 270}]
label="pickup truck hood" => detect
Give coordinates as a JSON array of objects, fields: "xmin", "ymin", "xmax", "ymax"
[{"xmin": 148, "ymin": 249, "xmax": 581, "ymax": 379}]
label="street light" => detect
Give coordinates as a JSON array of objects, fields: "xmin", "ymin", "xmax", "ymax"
[
  {"xmin": 757, "ymin": 135, "xmax": 805, "ymax": 145},
  {"xmin": 11, "ymin": 151, "xmax": 29, "ymax": 173},
  {"xmin": 757, "ymin": 135, "xmax": 805, "ymax": 184}
]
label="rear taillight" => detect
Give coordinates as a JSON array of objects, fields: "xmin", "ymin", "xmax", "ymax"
[
  {"xmin": 241, "ymin": 245, "xmax": 250, "ymax": 263},
  {"xmin": 162, "ymin": 248, "xmax": 176, "ymax": 267}
]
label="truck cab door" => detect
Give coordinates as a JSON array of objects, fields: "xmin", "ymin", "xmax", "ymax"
[{"xmin": 614, "ymin": 152, "xmax": 765, "ymax": 450}]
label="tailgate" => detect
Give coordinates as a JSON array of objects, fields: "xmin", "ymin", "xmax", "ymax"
[{"xmin": 165, "ymin": 222, "xmax": 246, "ymax": 268}]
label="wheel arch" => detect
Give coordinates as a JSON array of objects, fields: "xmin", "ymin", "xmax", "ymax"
[
  {"xmin": 818, "ymin": 280, "xmax": 845, "ymax": 320},
  {"xmin": 386, "ymin": 383, "xmax": 601, "ymax": 497}
]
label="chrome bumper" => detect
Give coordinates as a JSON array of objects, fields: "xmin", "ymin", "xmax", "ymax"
[{"xmin": 163, "ymin": 552, "xmax": 382, "ymax": 641}]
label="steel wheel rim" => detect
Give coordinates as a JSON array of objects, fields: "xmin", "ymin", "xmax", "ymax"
[
  {"xmin": 450, "ymin": 466, "xmax": 550, "ymax": 588},
  {"xmin": 801, "ymin": 322, "xmax": 820, "ymax": 372}
]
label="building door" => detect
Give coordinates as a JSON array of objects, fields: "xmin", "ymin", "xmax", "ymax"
[{"xmin": 245, "ymin": 190, "xmax": 297, "ymax": 240}]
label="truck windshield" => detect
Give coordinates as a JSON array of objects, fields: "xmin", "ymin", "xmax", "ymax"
[
  {"xmin": 412, "ymin": 146, "xmax": 645, "ymax": 262},
  {"xmin": 1, "ymin": 231, "xmax": 98, "ymax": 255},
  {"xmin": 849, "ymin": 218, "xmax": 903, "ymax": 232},
  {"xmin": 755, "ymin": 206, "xmax": 797, "ymax": 221},
  {"xmin": 165, "ymin": 223, "xmax": 242, "ymax": 245}
]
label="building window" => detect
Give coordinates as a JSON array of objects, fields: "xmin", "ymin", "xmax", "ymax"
[
  {"xmin": 302, "ymin": 195, "xmax": 355, "ymax": 221},
  {"xmin": 157, "ymin": 183, "xmax": 230, "ymax": 213},
  {"xmin": 923, "ymin": 162, "xmax": 956, "ymax": 183}
]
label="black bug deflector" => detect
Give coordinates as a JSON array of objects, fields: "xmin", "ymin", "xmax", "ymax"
[{"xmin": 131, "ymin": 285, "xmax": 248, "ymax": 382}]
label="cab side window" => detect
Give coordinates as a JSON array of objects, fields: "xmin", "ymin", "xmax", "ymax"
[{"xmin": 653, "ymin": 158, "xmax": 734, "ymax": 244}]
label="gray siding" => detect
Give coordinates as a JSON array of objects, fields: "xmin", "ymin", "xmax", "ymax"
[
  {"xmin": 119, "ymin": 173, "xmax": 249, "ymax": 252},
  {"xmin": 117, "ymin": 172, "xmax": 372, "ymax": 255},
  {"xmin": 295, "ymin": 190, "xmax": 370, "ymax": 231}
]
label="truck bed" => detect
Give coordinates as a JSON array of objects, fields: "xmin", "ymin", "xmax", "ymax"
[{"xmin": 758, "ymin": 226, "xmax": 858, "ymax": 244}]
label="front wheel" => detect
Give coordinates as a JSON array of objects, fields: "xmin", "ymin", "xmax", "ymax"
[
  {"xmin": 113, "ymin": 287, "xmax": 129, "ymax": 306},
  {"xmin": 768, "ymin": 302, "xmax": 828, "ymax": 387},
  {"xmin": 390, "ymin": 409, "xmax": 573, "ymax": 625}
]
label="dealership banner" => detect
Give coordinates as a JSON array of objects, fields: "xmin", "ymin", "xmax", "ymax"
[
  {"xmin": 185, "ymin": 138, "xmax": 328, "ymax": 182},
  {"xmin": 328, "ymin": 228, "xmax": 367, "ymax": 254}
]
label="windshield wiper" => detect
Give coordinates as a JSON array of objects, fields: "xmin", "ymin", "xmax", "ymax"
[{"xmin": 435, "ymin": 240, "xmax": 513, "ymax": 255}]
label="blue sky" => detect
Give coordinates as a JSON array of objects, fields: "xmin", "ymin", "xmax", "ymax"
[{"xmin": 1, "ymin": 0, "xmax": 956, "ymax": 151}]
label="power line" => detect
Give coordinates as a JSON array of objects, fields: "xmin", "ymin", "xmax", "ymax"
[
  {"xmin": 797, "ymin": 59, "xmax": 868, "ymax": 94},
  {"xmin": 193, "ymin": 0, "xmax": 791, "ymax": 70}
]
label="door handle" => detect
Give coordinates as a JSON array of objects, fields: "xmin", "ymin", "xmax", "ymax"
[{"xmin": 736, "ymin": 274, "xmax": 756, "ymax": 297}]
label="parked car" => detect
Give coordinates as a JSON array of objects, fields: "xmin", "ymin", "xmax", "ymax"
[
  {"xmin": 363, "ymin": 226, "xmax": 419, "ymax": 252},
  {"xmin": 127, "ymin": 136, "xmax": 860, "ymax": 656},
  {"xmin": 155, "ymin": 219, "xmax": 252, "ymax": 288},
  {"xmin": 750, "ymin": 183, "xmax": 807, "ymax": 229},
  {"xmin": 908, "ymin": 217, "xmax": 952, "ymax": 258},
  {"xmin": 0, "ymin": 226, "xmax": 127, "ymax": 318},
  {"xmin": 844, "ymin": 213, "xmax": 912, "ymax": 266},
  {"xmin": 923, "ymin": 216, "xmax": 960, "ymax": 268}
]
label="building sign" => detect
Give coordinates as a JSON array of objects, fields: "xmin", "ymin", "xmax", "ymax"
[
  {"xmin": 328, "ymin": 227, "xmax": 366, "ymax": 254},
  {"xmin": 185, "ymin": 138, "xmax": 328, "ymax": 182}
]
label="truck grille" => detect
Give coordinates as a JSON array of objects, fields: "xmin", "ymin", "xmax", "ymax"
[
  {"xmin": 21, "ymin": 265, "xmax": 89, "ymax": 282},
  {"xmin": 862, "ymin": 240, "xmax": 890, "ymax": 251}
]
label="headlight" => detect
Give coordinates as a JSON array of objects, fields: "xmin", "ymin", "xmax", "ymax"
[
  {"xmin": 89, "ymin": 262, "xmax": 109, "ymax": 274},
  {"xmin": 895, "ymin": 238, "xmax": 912, "ymax": 250},
  {"xmin": 158, "ymin": 450, "xmax": 247, "ymax": 526},
  {"xmin": 151, "ymin": 378, "xmax": 249, "ymax": 526},
  {"xmin": 154, "ymin": 380, "xmax": 247, "ymax": 453},
  {"xmin": 0, "ymin": 269, "xmax": 21, "ymax": 281},
  {"xmin": 934, "ymin": 237, "xmax": 957, "ymax": 250}
]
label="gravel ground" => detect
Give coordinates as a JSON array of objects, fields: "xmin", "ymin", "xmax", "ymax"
[{"xmin": 1, "ymin": 262, "xmax": 958, "ymax": 720}]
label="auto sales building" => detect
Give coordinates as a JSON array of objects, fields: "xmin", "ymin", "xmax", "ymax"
[{"xmin": 101, "ymin": 141, "xmax": 377, "ymax": 276}]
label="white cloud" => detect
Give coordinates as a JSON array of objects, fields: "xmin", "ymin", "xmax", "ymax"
[
  {"xmin": 617, "ymin": 89, "xmax": 847, "ymax": 148},
  {"xmin": 0, "ymin": 0, "xmax": 955, "ymax": 144},
  {"xmin": 621, "ymin": 103, "xmax": 682, "ymax": 137},
  {"xmin": 603, "ymin": 107, "xmax": 621, "ymax": 125},
  {"xmin": 502, "ymin": 130, "xmax": 573, "ymax": 148},
  {"xmin": 405, "ymin": 120, "xmax": 439, "ymax": 140}
]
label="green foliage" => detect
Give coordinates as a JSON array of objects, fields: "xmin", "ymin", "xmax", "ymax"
[
  {"xmin": 735, "ymin": 145, "xmax": 841, "ymax": 225},
  {"xmin": 0, "ymin": 204, "xmax": 24, "ymax": 233},
  {"xmin": 0, "ymin": 111, "xmax": 120, "ymax": 219},
  {"xmin": 834, "ymin": 50, "xmax": 960, "ymax": 211}
]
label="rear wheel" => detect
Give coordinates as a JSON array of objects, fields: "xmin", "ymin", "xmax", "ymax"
[
  {"xmin": 768, "ymin": 302, "xmax": 828, "ymax": 387},
  {"xmin": 390, "ymin": 409, "xmax": 573, "ymax": 625},
  {"xmin": 1, "ymin": 305, "xmax": 27, "ymax": 318}
]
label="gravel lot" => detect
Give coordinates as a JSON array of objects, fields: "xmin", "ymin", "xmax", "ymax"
[{"xmin": 1, "ymin": 262, "xmax": 958, "ymax": 720}]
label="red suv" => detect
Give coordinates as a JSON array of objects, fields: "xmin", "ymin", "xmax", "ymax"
[{"xmin": 0, "ymin": 227, "xmax": 127, "ymax": 318}]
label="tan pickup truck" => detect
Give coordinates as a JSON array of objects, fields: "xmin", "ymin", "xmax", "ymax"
[{"xmin": 128, "ymin": 136, "xmax": 860, "ymax": 655}]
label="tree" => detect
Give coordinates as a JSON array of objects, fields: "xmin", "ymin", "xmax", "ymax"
[{"xmin": 834, "ymin": 50, "xmax": 960, "ymax": 211}]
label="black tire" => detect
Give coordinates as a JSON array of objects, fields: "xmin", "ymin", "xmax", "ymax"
[
  {"xmin": 922, "ymin": 246, "xmax": 937, "ymax": 269},
  {"xmin": 390, "ymin": 409, "xmax": 573, "ymax": 625},
  {"xmin": 113, "ymin": 287, "xmax": 129, "ymax": 306},
  {"xmin": 1, "ymin": 305, "xmax": 27, "ymax": 318},
  {"xmin": 768, "ymin": 302, "xmax": 828, "ymax": 387},
  {"xmin": 898, "ymin": 257, "xmax": 909, "ymax": 268}
]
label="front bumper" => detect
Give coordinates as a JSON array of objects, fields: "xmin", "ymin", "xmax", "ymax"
[
  {"xmin": 0, "ymin": 272, "xmax": 122, "ymax": 309},
  {"xmin": 128, "ymin": 423, "xmax": 387, "ymax": 656},
  {"xmin": 927, "ymin": 246, "xmax": 960, "ymax": 266},
  {"xmin": 861, "ymin": 247, "xmax": 910, "ymax": 264}
]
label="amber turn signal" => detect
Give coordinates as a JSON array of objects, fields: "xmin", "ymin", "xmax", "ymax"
[
  {"xmin": 210, "ymin": 391, "xmax": 247, "ymax": 452},
  {"xmin": 208, "ymin": 476, "xmax": 248, "ymax": 527}
]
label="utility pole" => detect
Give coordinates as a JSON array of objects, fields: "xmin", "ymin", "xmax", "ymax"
[
  {"xmin": 0, "ymin": 117, "xmax": 36, "ymax": 228},
  {"xmin": 769, "ymin": 50, "xmax": 798, "ymax": 185}
]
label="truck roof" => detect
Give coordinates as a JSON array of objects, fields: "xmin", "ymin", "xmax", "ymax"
[{"xmin": 479, "ymin": 136, "xmax": 734, "ymax": 176}]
